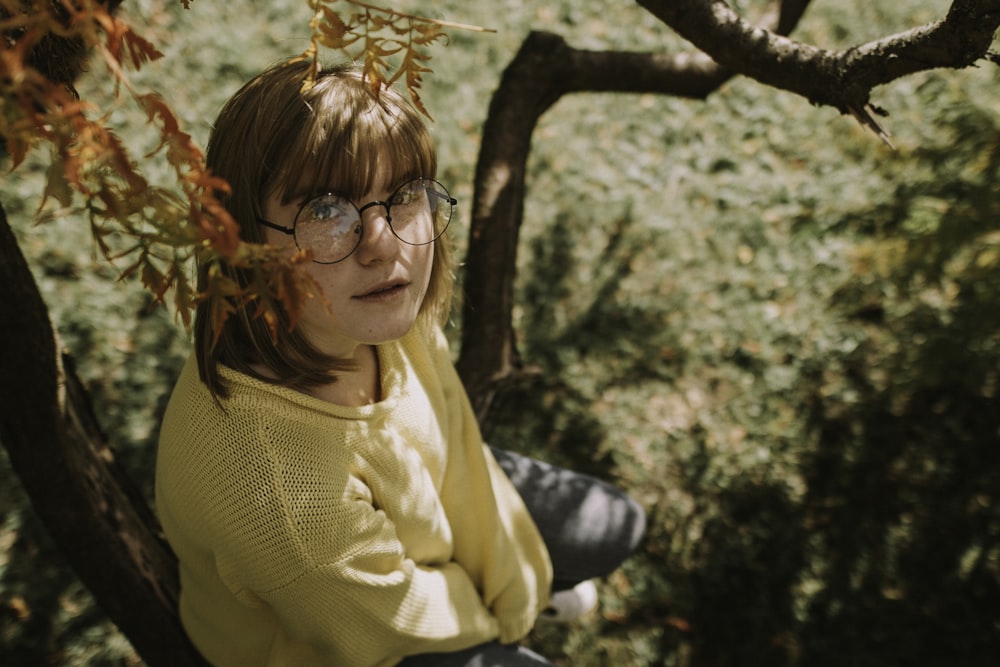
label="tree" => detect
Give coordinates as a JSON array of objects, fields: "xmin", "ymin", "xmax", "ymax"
[{"xmin": 2, "ymin": 0, "xmax": 998, "ymax": 664}]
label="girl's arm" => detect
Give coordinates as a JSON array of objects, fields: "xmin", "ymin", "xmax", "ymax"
[
  {"xmin": 200, "ymin": 439, "xmax": 504, "ymax": 665},
  {"xmin": 248, "ymin": 495, "xmax": 503, "ymax": 665},
  {"xmin": 423, "ymin": 324, "xmax": 554, "ymax": 642}
]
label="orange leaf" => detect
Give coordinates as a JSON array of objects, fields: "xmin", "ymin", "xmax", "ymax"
[{"xmin": 39, "ymin": 157, "xmax": 75, "ymax": 213}]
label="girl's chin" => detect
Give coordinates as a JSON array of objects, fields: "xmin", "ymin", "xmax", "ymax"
[{"xmin": 306, "ymin": 317, "xmax": 419, "ymax": 351}]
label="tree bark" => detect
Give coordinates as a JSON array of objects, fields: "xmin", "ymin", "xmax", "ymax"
[{"xmin": 0, "ymin": 203, "xmax": 207, "ymax": 666}]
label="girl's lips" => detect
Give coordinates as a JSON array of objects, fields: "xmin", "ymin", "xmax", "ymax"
[{"xmin": 354, "ymin": 282, "xmax": 408, "ymax": 301}]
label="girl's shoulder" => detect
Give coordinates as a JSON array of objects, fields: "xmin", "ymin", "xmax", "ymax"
[
  {"xmin": 162, "ymin": 356, "xmax": 360, "ymax": 460},
  {"xmin": 158, "ymin": 357, "xmax": 364, "ymax": 503}
]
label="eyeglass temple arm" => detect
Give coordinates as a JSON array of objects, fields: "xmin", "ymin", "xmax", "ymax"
[
  {"xmin": 427, "ymin": 189, "xmax": 458, "ymax": 206},
  {"xmin": 257, "ymin": 218, "xmax": 295, "ymax": 235}
]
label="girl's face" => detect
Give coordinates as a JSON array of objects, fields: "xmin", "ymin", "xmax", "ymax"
[{"xmin": 260, "ymin": 173, "xmax": 434, "ymax": 359}]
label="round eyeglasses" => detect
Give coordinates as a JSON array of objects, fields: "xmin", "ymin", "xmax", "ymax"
[{"xmin": 257, "ymin": 178, "xmax": 456, "ymax": 264}]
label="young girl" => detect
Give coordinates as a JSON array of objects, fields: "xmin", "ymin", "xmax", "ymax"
[{"xmin": 156, "ymin": 59, "xmax": 645, "ymax": 667}]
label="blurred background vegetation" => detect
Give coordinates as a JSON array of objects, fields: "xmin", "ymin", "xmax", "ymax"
[{"xmin": 2, "ymin": 0, "xmax": 999, "ymax": 665}]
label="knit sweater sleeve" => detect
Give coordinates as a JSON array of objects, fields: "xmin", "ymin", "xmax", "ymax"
[
  {"xmin": 423, "ymin": 324, "xmax": 554, "ymax": 642},
  {"xmin": 248, "ymin": 481, "xmax": 502, "ymax": 665}
]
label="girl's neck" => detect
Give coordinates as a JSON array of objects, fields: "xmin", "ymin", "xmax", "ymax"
[{"xmin": 308, "ymin": 343, "xmax": 381, "ymax": 407}]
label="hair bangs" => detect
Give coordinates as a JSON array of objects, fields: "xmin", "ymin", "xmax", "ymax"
[{"xmin": 274, "ymin": 76, "xmax": 437, "ymax": 205}]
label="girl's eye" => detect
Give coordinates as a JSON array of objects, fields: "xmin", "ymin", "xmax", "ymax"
[
  {"xmin": 313, "ymin": 204, "xmax": 339, "ymax": 219},
  {"xmin": 304, "ymin": 195, "xmax": 354, "ymax": 223},
  {"xmin": 390, "ymin": 181, "xmax": 426, "ymax": 207}
]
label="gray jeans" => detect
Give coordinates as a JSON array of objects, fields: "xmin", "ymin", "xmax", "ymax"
[{"xmin": 398, "ymin": 448, "xmax": 647, "ymax": 666}]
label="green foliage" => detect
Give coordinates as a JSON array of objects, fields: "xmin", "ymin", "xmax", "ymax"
[{"xmin": 2, "ymin": 0, "xmax": 1000, "ymax": 665}]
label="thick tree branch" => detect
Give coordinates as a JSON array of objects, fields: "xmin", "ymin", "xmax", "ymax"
[
  {"xmin": 2, "ymin": 2, "xmax": 207, "ymax": 659},
  {"xmin": 0, "ymin": 203, "xmax": 207, "ymax": 666},
  {"xmin": 637, "ymin": 0, "xmax": 1000, "ymax": 125}
]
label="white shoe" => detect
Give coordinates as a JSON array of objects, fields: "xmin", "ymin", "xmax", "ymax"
[{"xmin": 539, "ymin": 579, "xmax": 598, "ymax": 622}]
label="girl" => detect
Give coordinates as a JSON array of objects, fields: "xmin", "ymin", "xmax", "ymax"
[{"xmin": 156, "ymin": 59, "xmax": 645, "ymax": 667}]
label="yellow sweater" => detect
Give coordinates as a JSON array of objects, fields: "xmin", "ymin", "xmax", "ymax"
[{"xmin": 155, "ymin": 323, "xmax": 552, "ymax": 667}]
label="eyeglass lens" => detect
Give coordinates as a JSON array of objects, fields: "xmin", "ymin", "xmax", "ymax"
[{"xmin": 294, "ymin": 178, "xmax": 453, "ymax": 264}]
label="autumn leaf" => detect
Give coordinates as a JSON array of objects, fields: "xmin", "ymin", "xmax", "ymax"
[
  {"xmin": 196, "ymin": 260, "xmax": 248, "ymax": 343},
  {"xmin": 314, "ymin": 5, "xmax": 362, "ymax": 50},
  {"xmin": 305, "ymin": 1, "xmax": 490, "ymax": 117},
  {"xmin": 40, "ymin": 156, "xmax": 75, "ymax": 211},
  {"xmin": 94, "ymin": 11, "xmax": 164, "ymax": 70}
]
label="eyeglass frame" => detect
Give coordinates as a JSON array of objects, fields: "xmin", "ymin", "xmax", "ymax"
[{"xmin": 256, "ymin": 177, "xmax": 457, "ymax": 264}]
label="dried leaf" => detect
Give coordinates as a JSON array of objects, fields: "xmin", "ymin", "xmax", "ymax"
[
  {"xmin": 40, "ymin": 156, "xmax": 75, "ymax": 211},
  {"xmin": 95, "ymin": 12, "xmax": 164, "ymax": 70},
  {"xmin": 302, "ymin": 2, "xmax": 489, "ymax": 118}
]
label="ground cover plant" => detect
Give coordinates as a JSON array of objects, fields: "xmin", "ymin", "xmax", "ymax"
[{"xmin": 2, "ymin": 0, "xmax": 999, "ymax": 665}]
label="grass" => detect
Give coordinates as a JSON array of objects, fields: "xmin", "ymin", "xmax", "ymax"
[{"xmin": 3, "ymin": 0, "xmax": 999, "ymax": 664}]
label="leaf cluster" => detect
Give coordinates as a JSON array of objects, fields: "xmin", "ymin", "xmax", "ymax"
[
  {"xmin": 1, "ymin": 0, "xmax": 244, "ymax": 328},
  {"xmin": 0, "ymin": 2, "xmax": 328, "ymax": 345},
  {"xmin": 305, "ymin": 0, "xmax": 456, "ymax": 117}
]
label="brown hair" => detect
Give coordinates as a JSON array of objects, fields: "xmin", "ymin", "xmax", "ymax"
[{"xmin": 194, "ymin": 59, "xmax": 453, "ymax": 398}]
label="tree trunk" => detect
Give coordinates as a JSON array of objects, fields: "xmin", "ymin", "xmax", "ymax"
[{"xmin": 0, "ymin": 202, "xmax": 207, "ymax": 666}]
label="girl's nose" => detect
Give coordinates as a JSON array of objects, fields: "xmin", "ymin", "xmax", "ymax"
[{"xmin": 354, "ymin": 206, "xmax": 400, "ymax": 264}]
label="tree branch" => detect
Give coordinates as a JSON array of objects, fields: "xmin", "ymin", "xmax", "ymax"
[
  {"xmin": 0, "ymin": 202, "xmax": 207, "ymax": 666},
  {"xmin": 636, "ymin": 0, "xmax": 1000, "ymax": 122}
]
